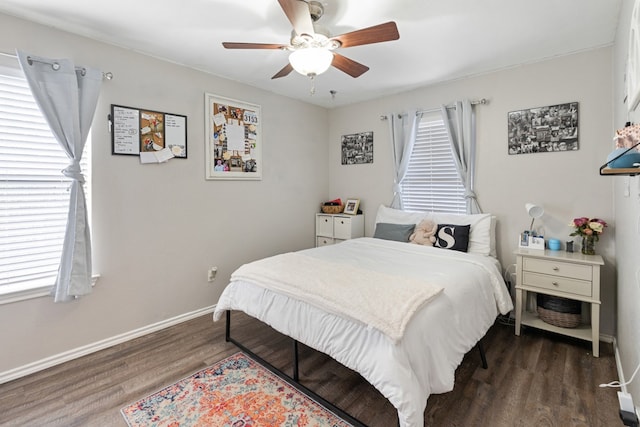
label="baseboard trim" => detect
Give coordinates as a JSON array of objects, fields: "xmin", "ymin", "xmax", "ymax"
[
  {"xmin": 0, "ymin": 305, "xmax": 216, "ymax": 385},
  {"xmin": 613, "ymin": 337, "xmax": 627, "ymax": 392}
]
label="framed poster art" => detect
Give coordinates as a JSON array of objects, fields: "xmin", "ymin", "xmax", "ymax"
[
  {"xmin": 205, "ymin": 93, "xmax": 262, "ymax": 180},
  {"xmin": 507, "ymin": 102, "xmax": 578, "ymax": 155},
  {"xmin": 111, "ymin": 104, "xmax": 187, "ymax": 158}
]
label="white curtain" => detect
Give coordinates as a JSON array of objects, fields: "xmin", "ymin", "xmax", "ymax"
[
  {"xmin": 441, "ymin": 100, "xmax": 481, "ymax": 214},
  {"xmin": 17, "ymin": 50, "xmax": 102, "ymax": 302},
  {"xmin": 387, "ymin": 109, "xmax": 418, "ymax": 209}
]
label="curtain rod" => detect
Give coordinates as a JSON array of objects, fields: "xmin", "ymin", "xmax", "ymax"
[
  {"xmin": 380, "ymin": 98, "xmax": 488, "ymax": 121},
  {"xmin": 0, "ymin": 51, "xmax": 113, "ymax": 80}
]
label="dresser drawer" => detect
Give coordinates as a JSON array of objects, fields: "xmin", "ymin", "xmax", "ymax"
[
  {"xmin": 316, "ymin": 215, "xmax": 334, "ymax": 237},
  {"xmin": 333, "ymin": 216, "xmax": 353, "ymax": 240},
  {"xmin": 522, "ymin": 271, "xmax": 592, "ymax": 297},
  {"xmin": 316, "ymin": 236, "xmax": 335, "ymax": 246},
  {"xmin": 523, "ymin": 258, "xmax": 592, "ymax": 281}
]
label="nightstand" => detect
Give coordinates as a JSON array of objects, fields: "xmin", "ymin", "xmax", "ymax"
[
  {"xmin": 315, "ymin": 213, "xmax": 364, "ymax": 247},
  {"xmin": 514, "ymin": 248, "xmax": 604, "ymax": 357}
]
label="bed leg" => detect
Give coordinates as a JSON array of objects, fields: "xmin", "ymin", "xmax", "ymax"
[
  {"xmin": 293, "ymin": 340, "xmax": 300, "ymax": 382},
  {"xmin": 225, "ymin": 310, "xmax": 231, "ymax": 342},
  {"xmin": 478, "ymin": 340, "xmax": 488, "ymax": 369}
]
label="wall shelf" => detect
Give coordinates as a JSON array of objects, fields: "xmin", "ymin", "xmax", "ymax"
[
  {"xmin": 599, "ymin": 140, "xmax": 640, "ymax": 176},
  {"xmin": 599, "ymin": 166, "xmax": 640, "ymax": 176}
]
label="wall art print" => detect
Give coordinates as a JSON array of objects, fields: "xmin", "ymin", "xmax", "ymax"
[
  {"xmin": 508, "ymin": 102, "xmax": 578, "ymax": 155},
  {"xmin": 205, "ymin": 93, "xmax": 261, "ymax": 180},
  {"xmin": 341, "ymin": 131, "xmax": 373, "ymax": 165}
]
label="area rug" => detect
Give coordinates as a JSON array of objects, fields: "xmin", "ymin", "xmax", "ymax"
[{"xmin": 121, "ymin": 352, "xmax": 353, "ymax": 427}]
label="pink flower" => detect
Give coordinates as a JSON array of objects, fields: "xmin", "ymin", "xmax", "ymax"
[{"xmin": 572, "ymin": 217, "xmax": 589, "ymax": 227}]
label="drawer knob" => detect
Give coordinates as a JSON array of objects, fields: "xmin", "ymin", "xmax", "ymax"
[
  {"xmin": 552, "ymin": 266, "xmax": 560, "ymax": 271},
  {"xmin": 552, "ymin": 281, "xmax": 559, "ymax": 286},
  {"xmin": 340, "ymin": 220, "xmax": 344, "ymax": 224},
  {"xmin": 324, "ymin": 219, "xmax": 328, "ymax": 223}
]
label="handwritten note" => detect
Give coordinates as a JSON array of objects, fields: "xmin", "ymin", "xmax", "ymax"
[{"xmin": 113, "ymin": 106, "xmax": 140, "ymax": 154}]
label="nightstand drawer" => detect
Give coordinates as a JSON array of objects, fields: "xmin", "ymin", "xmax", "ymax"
[
  {"xmin": 523, "ymin": 258, "xmax": 592, "ymax": 281},
  {"xmin": 522, "ymin": 271, "xmax": 592, "ymax": 297}
]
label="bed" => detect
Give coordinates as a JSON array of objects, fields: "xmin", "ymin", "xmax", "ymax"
[{"xmin": 213, "ymin": 206, "xmax": 513, "ymax": 427}]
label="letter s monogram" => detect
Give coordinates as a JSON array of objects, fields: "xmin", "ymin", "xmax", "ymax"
[{"xmin": 437, "ymin": 226, "xmax": 456, "ymax": 248}]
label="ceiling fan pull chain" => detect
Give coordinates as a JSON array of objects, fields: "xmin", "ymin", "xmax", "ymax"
[{"xmin": 309, "ymin": 75, "xmax": 316, "ymax": 96}]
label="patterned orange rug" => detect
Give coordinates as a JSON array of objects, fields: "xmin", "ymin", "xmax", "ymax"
[{"xmin": 121, "ymin": 352, "xmax": 353, "ymax": 426}]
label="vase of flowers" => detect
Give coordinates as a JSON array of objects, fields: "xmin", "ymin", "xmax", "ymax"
[{"xmin": 569, "ymin": 217, "xmax": 607, "ymax": 255}]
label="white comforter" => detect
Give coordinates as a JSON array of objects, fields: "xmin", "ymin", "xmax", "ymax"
[{"xmin": 213, "ymin": 237, "xmax": 513, "ymax": 427}]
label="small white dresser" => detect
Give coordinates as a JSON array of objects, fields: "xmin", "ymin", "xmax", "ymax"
[
  {"xmin": 315, "ymin": 213, "xmax": 364, "ymax": 247},
  {"xmin": 514, "ymin": 248, "xmax": 604, "ymax": 357}
]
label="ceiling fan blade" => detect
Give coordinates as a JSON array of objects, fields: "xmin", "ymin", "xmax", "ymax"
[
  {"xmin": 332, "ymin": 21, "xmax": 400, "ymax": 48},
  {"xmin": 222, "ymin": 42, "xmax": 288, "ymax": 50},
  {"xmin": 331, "ymin": 53, "xmax": 369, "ymax": 78},
  {"xmin": 272, "ymin": 63, "xmax": 294, "ymax": 79},
  {"xmin": 278, "ymin": 0, "xmax": 315, "ymax": 36}
]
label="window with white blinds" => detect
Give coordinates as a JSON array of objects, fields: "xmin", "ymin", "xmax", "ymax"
[
  {"xmin": 0, "ymin": 66, "xmax": 90, "ymax": 297},
  {"xmin": 400, "ymin": 112, "xmax": 465, "ymax": 214}
]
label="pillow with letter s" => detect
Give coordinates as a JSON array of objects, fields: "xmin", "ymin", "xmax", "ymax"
[{"xmin": 433, "ymin": 224, "xmax": 470, "ymax": 252}]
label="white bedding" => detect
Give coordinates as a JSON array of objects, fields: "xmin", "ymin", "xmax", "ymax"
[{"xmin": 213, "ymin": 237, "xmax": 513, "ymax": 427}]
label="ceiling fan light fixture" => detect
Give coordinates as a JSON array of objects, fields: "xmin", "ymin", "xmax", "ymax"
[{"xmin": 289, "ymin": 48, "xmax": 333, "ymax": 77}]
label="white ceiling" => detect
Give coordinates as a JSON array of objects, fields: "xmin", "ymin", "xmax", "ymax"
[{"xmin": 0, "ymin": 0, "xmax": 623, "ymax": 108}]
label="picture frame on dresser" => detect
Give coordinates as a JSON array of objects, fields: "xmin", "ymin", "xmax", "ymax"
[{"xmin": 344, "ymin": 199, "xmax": 360, "ymax": 215}]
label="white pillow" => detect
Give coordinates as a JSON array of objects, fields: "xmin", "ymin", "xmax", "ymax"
[
  {"xmin": 374, "ymin": 204, "xmax": 426, "ymax": 226},
  {"xmin": 374, "ymin": 205, "xmax": 496, "ymax": 257}
]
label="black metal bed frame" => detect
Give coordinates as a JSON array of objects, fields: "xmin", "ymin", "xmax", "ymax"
[{"xmin": 225, "ymin": 309, "xmax": 488, "ymax": 427}]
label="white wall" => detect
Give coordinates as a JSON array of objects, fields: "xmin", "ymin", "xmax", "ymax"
[
  {"xmin": 0, "ymin": 14, "xmax": 329, "ymax": 374},
  {"xmin": 613, "ymin": 0, "xmax": 640, "ymax": 404},
  {"xmin": 328, "ymin": 48, "xmax": 616, "ymax": 336}
]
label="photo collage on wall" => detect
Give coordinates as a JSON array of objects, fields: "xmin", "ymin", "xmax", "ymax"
[
  {"xmin": 341, "ymin": 131, "xmax": 374, "ymax": 165},
  {"xmin": 205, "ymin": 93, "xmax": 261, "ymax": 180},
  {"xmin": 508, "ymin": 102, "xmax": 578, "ymax": 155}
]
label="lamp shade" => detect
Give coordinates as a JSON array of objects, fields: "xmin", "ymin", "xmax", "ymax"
[
  {"xmin": 525, "ymin": 203, "xmax": 544, "ymax": 233},
  {"xmin": 289, "ymin": 48, "xmax": 333, "ymax": 76},
  {"xmin": 525, "ymin": 203, "xmax": 544, "ymax": 219}
]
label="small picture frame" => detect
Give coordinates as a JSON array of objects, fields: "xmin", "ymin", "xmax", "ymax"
[{"xmin": 343, "ymin": 199, "xmax": 360, "ymax": 215}]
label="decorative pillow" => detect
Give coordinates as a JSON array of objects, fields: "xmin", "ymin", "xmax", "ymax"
[
  {"xmin": 429, "ymin": 212, "xmax": 493, "ymax": 256},
  {"xmin": 433, "ymin": 224, "xmax": 470, "ymax": 252},
  {"xmin": 373, "ymin": 222, "xmax": 416, "ymax": 242}
]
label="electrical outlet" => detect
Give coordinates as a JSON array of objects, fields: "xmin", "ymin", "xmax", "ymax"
[{"xmin": 207, "ymin": 267, "xmax": 217, "ymax": 282}]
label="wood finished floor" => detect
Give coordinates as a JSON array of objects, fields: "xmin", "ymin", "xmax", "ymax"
[{"xmin": 0, "ymin": 312, "xmax": 621, "ymax": 427}]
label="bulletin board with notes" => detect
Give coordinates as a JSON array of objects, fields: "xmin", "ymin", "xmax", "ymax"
[
  {"xmin": 204, "ymin": 93, "xmax": 262, "ymax": 180},
  {"xmin": 110, "ymin": 104, "xmax": 187, "ymax": 162}
]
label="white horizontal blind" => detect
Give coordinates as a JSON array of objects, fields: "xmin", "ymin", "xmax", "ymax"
[
  {"xmin": 401, "ymin": 112, "xmax": 466, "ymax": 214},
  {"xmin": 0, "ymin": 70, "xmax": 89, "ymax": 293}
]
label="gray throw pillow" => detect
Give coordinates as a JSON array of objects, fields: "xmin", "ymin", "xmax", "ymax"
[{"xmin": 373, "ymin": 223, "xmax": 416, "ymax": 242}]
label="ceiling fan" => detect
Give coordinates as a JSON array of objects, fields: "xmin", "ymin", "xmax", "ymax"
[{"xmin": 222, "ymin": 0, "xmax": 400, "ymax": 80}]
